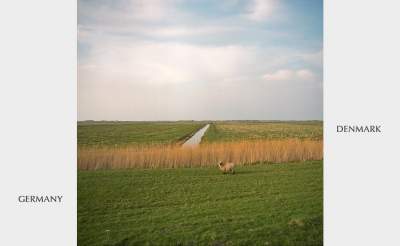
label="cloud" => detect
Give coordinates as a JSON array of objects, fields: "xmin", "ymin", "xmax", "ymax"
[
  {"xmin": 144, "ymin": 26, "xmax": 237, "ymax": 38},
  {"xmin": 78, "ymin": 0, "xmax": 323, "ymax": 120},
  {"xmin": 128, "ymin": 0, "xmax": 177, "ymax": 21},
  {"xmin": 245, "ymin": 0, "xmax": 277, "ymax": 21},
  {"xmin": 78, "ymin": 0, "xmax": 239, "ymax": 42},
  {"xmin": 79, "ymin": 41, "xmax": 256, "ymax": 86},
  {"xmin": 78, "ymin": 24, "xmax": 236, "ymax": 44},
  {"xmin": 262, "ymin": 69, "xmax": 316, "ymax": 82},
  {"xmin": 299, "ymin": 50, "xmax": 323, "ymax": 68},
  {"xmin": 78, "ymin": 0, "xmax": 181, "ymax": 27}
]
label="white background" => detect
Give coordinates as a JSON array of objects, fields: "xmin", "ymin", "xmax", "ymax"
[
  {"xmin": 0, "ymin": 0, "xmax": 400, "ymax": 245},
  {"xmin": 324, "ymin": 0, "xmax": 400, "ymax": 245},
  {"xmin": 0, "ymin": 0, "xmax": 77, "ymax": 245},
  {"xmin": 325, "ymin": 0, "xmax": 400, "ymax": 245}
]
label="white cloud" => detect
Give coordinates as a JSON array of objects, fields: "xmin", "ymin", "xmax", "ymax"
[
  {"xmin": 78, "ymin": 0, "xmax": 181, "ymax": 27},
  {"xmin": 263, "ymin": 69, "xmax": 315, "ymax": 82},
  {"xmin": 245, "ymin": 0, "xmax": 277, "ymax": 21},
  {"xmin": 127, "ymin": 0, "xmax": 178, "ymax": 21},
  {"xmin": 79, "ymin": 41, "xmax": 256, "ymax": 86},
  {"xmin": 78, "ymin": 0, "xmax": 239, "ymax": 42},
  {"xmin": 78, "ymin": 0, "xmax": 323, "ymax": 120},
  {"xmin": 300, "ymin": 50, "xmax": 323, "ymax": 67},
  {"xmin": 296, "ymin": 69, "xmax": 315, "ymax": 80},
  {"xmin": 78, "ymin": 25, "xmax": 235, "ymax": 43},
  {"xmin": 146, "ymin": 26, "xmax": 237, "ymax": 38}
]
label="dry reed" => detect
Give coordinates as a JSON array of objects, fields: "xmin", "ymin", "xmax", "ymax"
[{"xmin": 78, "ymin": 139, "xmax": 323, "ymax": 170}]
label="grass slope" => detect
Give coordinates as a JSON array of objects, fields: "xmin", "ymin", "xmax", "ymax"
[
  {"xmin": 78, "ymin": 161, "xmax": 323, "ymax": 245},
  {"xmin": 78, "ymin": 122, "xmax": 205, "ymax": 147},
  {"xmin": 203, "ymin": 121, "xmax": 323, "ymax": 143}
]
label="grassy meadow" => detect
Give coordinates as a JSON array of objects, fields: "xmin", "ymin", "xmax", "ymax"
[
  {"xmin": 78, "ymin": 160, "xmax": 323, "ymax": 246},
  {"xmin": 203, "ymin": 121, "xmax": 323, "ymax": 143},
  {"xmin": 78, "ymin": 121, "xmax": 323, "ymax": 245},
  {"xmin": 78, "ymin": 121, "xmax": 205, "ymax": 147}
]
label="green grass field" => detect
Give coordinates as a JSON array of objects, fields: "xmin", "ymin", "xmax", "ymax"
[
  {"xmin": 203, "ymin": 121, "xmax": 323, "ymax": 143},
  {"xmin": 78, "ymin": 121, "xmax": 322, "ymax": 146},
  {"xmin": 78, "ymin": 161, "xmax": 322, "ymax": 246},
  {"xmin": 78, "ymin": 121, "xmax": 205, "ymax": 147}
]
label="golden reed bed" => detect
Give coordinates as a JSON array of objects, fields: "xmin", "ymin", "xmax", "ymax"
[{"xmin": 78, "ymin": 139, "xmax": 322, "ymax": 170}]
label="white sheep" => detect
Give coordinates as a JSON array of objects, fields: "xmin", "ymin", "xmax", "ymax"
[{"xmin": 218, "ymin": 161, "xmax": 235, "ymax": 174}]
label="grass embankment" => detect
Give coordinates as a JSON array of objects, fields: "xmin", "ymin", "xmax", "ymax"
[
  {"xmin": 78, "ymin": 160, "xmax": 323, "ymax": 246},
  {"xmin": 203, "ymin": 121, "xmax": 323, "ymax": 143},
  {"xmin": 78, "ymin": 121, "xmax": 205, "ymax": 147}
]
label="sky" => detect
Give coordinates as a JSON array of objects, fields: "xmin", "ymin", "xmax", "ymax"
[{"xmin": 78, "ymin": 0, "xmax": 323, "ymax": 121}]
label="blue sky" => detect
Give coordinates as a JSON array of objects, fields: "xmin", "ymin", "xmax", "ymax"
[{"xmin": 78, "ymin": 0, "xmax": 322, "ymax": 120}]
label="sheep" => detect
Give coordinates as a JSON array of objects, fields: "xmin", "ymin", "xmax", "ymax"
[{"xmin": 218, "ymin": 161, "xmax": 235, "ymax": 174}]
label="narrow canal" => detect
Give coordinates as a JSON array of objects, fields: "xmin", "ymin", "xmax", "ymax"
[{"xmin": 182, "ymin": 124, "xmax": 210, "ymax": 148}]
